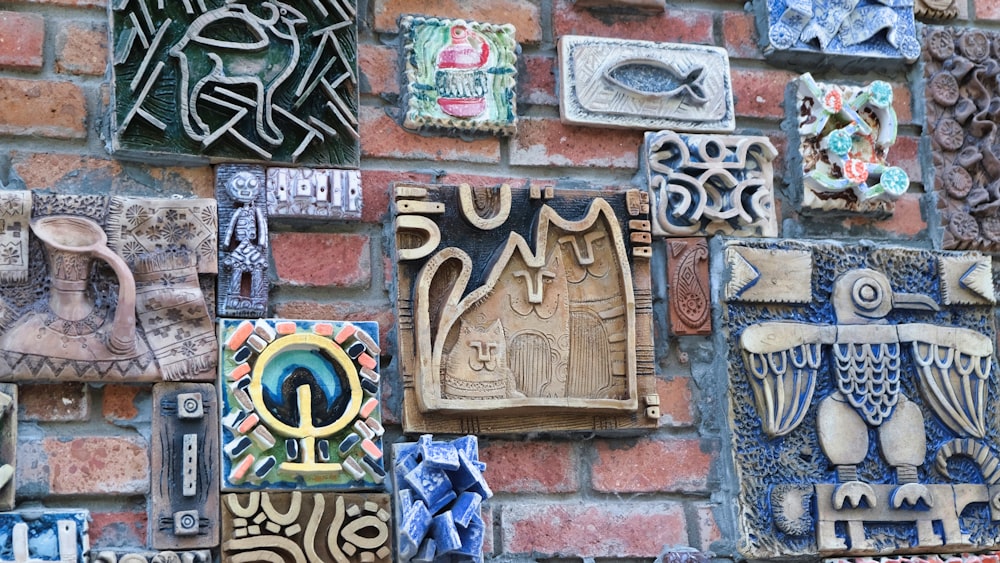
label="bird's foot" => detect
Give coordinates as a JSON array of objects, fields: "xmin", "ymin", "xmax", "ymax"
[
  {"xmin": 891, "ymin": 483, "xmax": 933, "ymax": 510},
  {"xmin": 833, "ymin": 481, "xmax": 877, "ymax": 510}
]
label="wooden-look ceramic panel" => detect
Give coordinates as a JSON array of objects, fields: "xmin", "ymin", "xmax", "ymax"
[
  {"xmin": 150, "ymin": 383, "xmax": 219, "ymax": 550},
  {"xmin": 110, "ymin": 0, "xmax": 359, "ymax": 165},
  {"xmin": 666, "ymin": 238, "xmax": 711, "ymax": 336},
  {"xmin": 217, "ymin": 164, "xmax": 269, "ymax": 318},
  {"xmin": 0, "ymin": 511, "xmax": 89, "ymax": 563},
  {"xmin": 219, "ymin": 319, "xmax": 384, "ymax": 490},
  {"xmin": 394, "ymin": 183, "xmax": 658, "ymax": 434},
  {"xmin": 722, "ymin": 240, "xmax": 1000, "ymax": 559},
  {"xmin": 221, "ymin": 492, "xmax": 391, "ymax": 563}
]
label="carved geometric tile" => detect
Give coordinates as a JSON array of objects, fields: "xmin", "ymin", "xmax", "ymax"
[
  {"xmin": 722, "ymin": 240, "xmax": 1000, "ymax": 559},
  {"xmin": 724, "ymin": 244, "xmax": 813, "ymax": 303},
  {"xmin": 939, "ymin": 255, "xmax": 996, "ymax": 305},
  {"xmin": 0, "ymin": 510, "xmax": 89, "ymax": 563},
  {"xmin": 924, "ymin": 28, "xmax": 1000, "ymax": 251},
  {"xmin": 221, "ymin": 492, "xmax": 391, "ymax": 562},
  {"xmin": 107, "ymin": 196, "xmax": 218, "ymax": 274},
  {"xmin": 0, "ymin": 191, "xmax": 31, "ymax": 284},
  {"xmin": 667, "ymin": 238, "xmax": 711, "ymax": 336},
  {"xmin": 394, "ymin": 183, "xmax": 658, "ymax": 434},
  {"xmin": 217, "ymin": 164, "xmax": 269, "ymax": 318},
  {"xmin": 219, "ymin": 319, "xmax": 383, "ymax": 490},
  {"xmin": 91, "ymin": 550, "xmax": 213, "ymax": 563},
  {"xmin": 645, "ymin": 131, "xmax": 777, "ymax": 236},
  {"xmin": 827, "ymin": 554, "xmax": 1000, "ymax": 563},
  {"xmin": 559, "ymin": 36, "xmax": 735, "ymax": 132},
  {"xmin": 266, "ymin": 168, "xmax": 361, "ymax": 219},
  {"xmin": 150, "ymin": 383, "xmax": 220, "ymax": 549},
  {"xmin": 754, "ymin": 0, "xmax": 919, "ymax": 67},
  {"xmin": 792, "ymin": 73, "xmax": 909, "ymax": 216},
  {"xmin": 400, "ymin": 16, "xmax": 517, "ymax": 135},
  {"xmin": 110, "ymin": 0, "xmax": 359, "ymax": 165}
]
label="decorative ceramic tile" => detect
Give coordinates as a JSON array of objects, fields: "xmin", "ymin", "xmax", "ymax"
[
  {"xmin": 723, "ymin": 240, "xmax": 1000, "ymax": 558},
  {"xmin": 219, "ymin": 319, "xmax": 383, "ymax": 490},
  {"xmin": 221, "ymin": 492, "xmax": 391, "ymax": 562},
  {"xmin": 827, "ymin": 554, "xmax": 1000, "ymax": 563},
  {"xmin": 792, "ymin": 74, "xmax": 909, "ymax": 215},
  {"xmin": 667, "ymin": 238, "xmax": 711, "ymax": 336},
  {"xmin": 915, "ymin": 0, "xmax": 958, "ymax": 19},
  {"xmin": 91, "ymin": 550, "xmax": 212, "ymax": 563},
  {"xmin": 0, "ymin": 511, "xmax": 89, "ymax": 563},
  {"xmin": 755, "ymin": 0, "xmax": 920, "ymax": 66},
  {"xmin": 150, "ymin": 383, "xmax": 219, "ymax": 549},
  {"xmin": 0, "ymin": 191, "xmax": 31, "ymax": 284},
  {"xmin": 110, "ymin": 0, "xmax": 359, "ymax": 165},
  {"xmin": 0, "ymin": 385, "xmax": 14, "ymax": 512},
  {"xmin": 393, "ymin": 435, "xmax": 492, "ymax": 562},
  {"xmin": 31, "ymin": 194, "xmax": 108, "ymax": 224},
  {"xmin": 106, "ymin": 196, "xmax": 218, "ymax": 274},
  {"xmin": 217, "ymin": 164, "xmax": 269, "ymax": 318},
  {"xmin": 574, "ymin": 0, "xmax": 665, "ymax": 8},
  {"xmin": 645, "ymin": 131, "xmax": 777, "ymax": 236},
  {"xmin": 400, "ymin": 16, "xmax": 517, "ymax": 135},
  {"xmin": 394, "ymin": 183, "xmax": 658, "ymax": 433},
  {"xmin": 266, "ymin": 168, "xmax": 361, "ymax": 219},
  {"xmin": 923, "ymin": 28, "xmax": 1000, "ymax": 251},
  {"xmin": 559, "ymin": 36, "xmax": 735, "ymax": 132}
]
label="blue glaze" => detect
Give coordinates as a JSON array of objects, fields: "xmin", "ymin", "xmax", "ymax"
[{"xmin": 431, "ymin": 512, "xmax": 462, "ymax": 554}]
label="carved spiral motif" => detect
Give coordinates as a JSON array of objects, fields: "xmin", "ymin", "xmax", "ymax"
[
  {"xmin": 926, "ymin": 29, "xmax": 955, "ymax": 60},
  {"xmin": 177, "ymin": 513, "xmax": 198, "ymax": 531},
  {"xmin": 852, "ymin": 276, "xmax": 885, "ymax": 313},
  {"xmin": 181, "ymin": 397, "xmax": 200, "ymax": 416}
]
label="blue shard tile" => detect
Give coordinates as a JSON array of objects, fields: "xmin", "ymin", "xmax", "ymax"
[
  {"xmin": 400, "ymin": 500, "xmax": 432, "ymax": 560},
  {"xmin": 431, "ymin": 511, "xmax": 462, "ymax": 554},
  {"xmin": 453, "ymin": 511, "xmax": 486, "ymax": 557},
  {"xmin": 451, "ymin": 435, "xmax": 480, "ymax": 462},
  {"xmin": 404, "ymin": 461, "xmax": 454, "ymax": 507},
  {"xmin": 420, "ymin": 440, "xmax": 460, "ymax": 471},
  {"xmin": 412, "ymin": 537, "xmax": 436, "ymax": 562},
  {"xmin": 452, "ymin": 491, "xmax": 483, "ymax": 528}
]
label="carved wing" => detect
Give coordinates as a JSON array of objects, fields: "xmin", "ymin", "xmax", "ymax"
[
  {"xmin": 898, "ymin": 322, "xmax": 994, "ymax": 439},
  {"xmin": 740, "ymin": 322, "xmax": 836, "ymax": 437}
]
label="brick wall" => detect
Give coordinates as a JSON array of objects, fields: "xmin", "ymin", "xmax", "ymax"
[{"xmin": 0, "ymin": 0, "xmax": 970, "ymax": 559}]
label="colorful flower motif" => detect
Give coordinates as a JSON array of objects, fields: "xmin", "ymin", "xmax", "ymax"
[
  {"xmin": 823, "ymin": 89, "xmax": 843, "ymax": 113},
  {"xmin": 869, "ymin": 81, "xmax": 893, "ymax": 108},
  {"xmin": 827, "ymin": 129, "xmax": 853, "ymax": 156},
  {"xmin": 844, "ymin": 159, "xmax": 869, "ymax": 184},
  {"xmin": 879, "ymin": 166, "xmax": 909, "ymax": 196}
]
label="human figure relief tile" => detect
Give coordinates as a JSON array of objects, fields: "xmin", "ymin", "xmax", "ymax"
[
  {"xmin": 90, "ymin": 550, "xmax": 212, "ymax": 563},
  {"xmin": 923, "ymin": 28, "xmax": 1000, "ymax": 251},
  {"xmin": 150, "ymin": 383, "xmax": 219, "ymax": 549},
  {"xmin": 559, "ymin": 36, "xmax": 735, "ymax": 132},
  {"xmin": 0, "ymin": 511, "xmax": 89, "ymax": 563},
  {"xmin": 792, "ymin": 74, "xmax": 909, "ymax": 216},
  {"xmin": 394, "ymin": 183, "xmax": 658, "ymax": 434},
  {"xmin": 219, "ymin": 319, "xmax": 383, "ymax": 490},
  {"xmin": 217, "ymin": 165, "xmax": 269, "ymax": 318},
  {"xmin": 755, "ymin": 0, "xmax": 919, "ymax": 67},
  {"xmin": 393, "ymin": 435, "xmax": 492, "ymax": 562},
  {"xmin": 221, "ymin": 492, "xmax": 391, "ymax": 562},
  {"xmin": 645, "ymin": 131, "xmax": 777, "ymax": 236},
  {"xmin": 110, "ymin": 0, "xmax": 359, "ymax": 165},
  {"xmin": 400, "ymin": 16, "xmax": 517, "ymax": 136},
  {"xmin": 266, "ymin": 168, "xmax": 361, "ymax": 219},
  {"xmin": 722, "ymin": 240, "xmax": 1000, "ymax": 558}
]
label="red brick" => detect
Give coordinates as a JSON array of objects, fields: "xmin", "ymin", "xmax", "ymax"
[
  {"xmin": 481, "ymin": 505, "xmax": 494, "ymax": 555},
  {"xmin": 591, "ymin": 437, "xmax": 714, "ymax": 493},
  {"xmin": 15, "ymin": 438, "xmax": 48, "ymax": 497},
  {"xmin": 44, "ymin": 436, "xmax": 149, "ymax": 495},
  {"xmin": 891, "ymin": 134, "xmax": 921, "ymax": 183},
  {"xmin": 102, "ymin": 385, "xmax": 142, "ymax": 422},
  {"xmin": 657, "ymin": 377, "xmax": 694, "ymax": 427},
  {"xmin": 19, "ymin": 384, "xmax": 89, "ymax": 422},
  {"xmin": 359, "ymin": 44, "xmax": 398, "ymax": 96},
  {"xmin": 360, "ymin": 106, "xmax": 501, "ymax": 163},
  {"xmin": 0, "ymin": 12, "xmax": 44, "ymax": 71},
  {"xmin": 11, "ymin": 152, "xmax": 118, "ymax": 190},
  {"xmin": 272, "ymin": 233, "xmax": 372, "ymax": 288},
  {"xmin": 891, "ymin": 82, "xmax": 913, "ymax": 125},
  {"xmin": 114, "ymin": 165, "xmax": 215, "ymax": 198},
  {"xmin": 695, "ymin": 503, "xmax": 722, "ymax": 552},
  {"xmin": 19, "ymin": 0, "xmax": 104, "ymax": 6},
  {"xmin": 0, "ymin": 78, "xmax": 87, "ymax": 139},
  {"xmin": 55, "ymin": 21, "xmax": 107, "ymax": 76},
  {"xmin": 510, "ymin": 117, "xmax": 642, "ymax": 169},
  {"xmin": 731, "ymin": 68, "xmax": 798, "ymax": 120},
  {"xmin": 479, "ymin": 441, "xmax": 579, "ymax": 493},
  {"xmin": 90, "ymin": 510, "xmax": 147, "ymax": 548},
  {"xmin": 977, "ymin": 0, "xmax": 1000, "ymax": 20},
  {"xmin": 523, "ymin": 54, "xmax": 557, "ymax": 106},
  {"xmin": 554, "ymin": 0, "xmax": 713, "ymax": 44},
  {"xmin": 501, "ymin": 501, "xmax": 687, "ymax": 558},
  {"xmin": 722, "ymin": 12, "xmax": 762, "ymax": 60},
  {"xmin": 373, "ymin": 0, "xmax": 542, "ymax": 43},
  {"xmin": 840, "ymin": 193, "xmax": 926, "ymax": 238}
]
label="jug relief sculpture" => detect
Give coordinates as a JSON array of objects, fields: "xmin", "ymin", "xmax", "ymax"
[
  {"xmin": 0, "ymin": 192, "xmax": 217, "ymax": 382},
  {"xmin": 0, "ymin": 511, "xmax": 89, "ymax": 563},
  {"xmin": 394, "ymin": 183, "xmax": 658, "ymax": 434},
  {"xmin": 792, "ymin": 74, "xmax": 909, "ymax": 216},
  {"xmin": 111, "ymin": 0, "xmax": 359, "ymax": 165},
  {"xmin": 755, "ymin": 0, "xmax": 920, "ymax": 67},
  {"xmin": 723, "ymin": 240, "xmax": 1000, "ymax": 558},
  {"xmin": 266, "ymin": 168, "xmax": 361, "ymax": 219},
  {"xmin": 644, "ymin": 130, "xmax": 778, "ymax": 237},
  {"xmin": 217, "ymin": 165, "xmax": 269, "ymax": 318},
  {"xmin": 400, "ymin": 16, "xmax": 518, "ymax": 136},
  {"xmin": 221, "ymin": 491, "xmax": 391, "ymax": 563},
  {"xmin": 923, "ymin": 28, "xmax": 1000, "ymax": 252},
  {"xmin": 558, "ymin": 36, "xmax": 735, "ymax": 132},
  {"xmin": 219, "ymin": 319, "xmax": 383, "ymax": 490}
]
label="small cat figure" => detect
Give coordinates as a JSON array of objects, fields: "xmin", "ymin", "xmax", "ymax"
[{"xmin": 442, "ymin": 319, "xmax": 523, "ymax": 399}]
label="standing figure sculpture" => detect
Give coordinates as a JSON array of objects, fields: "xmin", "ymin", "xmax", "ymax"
[{"xmin": 222, "ymin": 171, "xmax": 268, "ymax": 317}]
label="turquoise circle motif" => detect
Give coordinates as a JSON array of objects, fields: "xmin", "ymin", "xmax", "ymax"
[
  {"xmin": 827, "ymin": 129, "xmax": 853, "ymax": 156},
  {"xmin": 880, "ymin": 167, "xmax": 909, "ymax": 196},
  {"xmin": 869, "ymin": 81, "xmax": 893, "ymax": 107}
]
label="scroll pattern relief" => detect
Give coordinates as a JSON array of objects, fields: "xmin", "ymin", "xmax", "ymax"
[
  {"xmin": 755, "ymin": 0, "xmax": 920, "ymax": 65},
  {"xmin": 923, "ymin": 28, "xmax": 1000, "ymax": 251},
  {"xmin": 111, "ymin": 0, "xmax": 359, "ymax": 165},
  {"xmin": 645, "ymin": 131, "xmax": 778, "ymax": 237},
  {"xmin": 0, "ymin": 193, "xmax": 217, "ymax": 382},
  {"xmin": 666, "ymin": 238, "xmax": 711, "ymax": 336},
  {"xmin": 266, "ymin": 168, "xmax": 361, "ymax": 219},
  {"xmin": 793, "ymin": 74, "xmax": 909, "ymax": 215},
  {"xmin": 220, "ymin": 319, "xmax": 383, "ymax": 490},
  {"xmin": 394, "ymin": 183, "xmax": 658, "ymax": 434},
  {"xmin": 400, "ymin": 16, "xmax": 517, "ymax": 135},
  {"xmin": 221, "ymin": 492, "xmax": 391, "ymax": 563},
  {"xmin": 558, "ymin": 36, "xmax": 735, "ymax": 132},
  {"xmin": 0, "ymin": 511, "xmax": 89, "ymax": 563},
  {"xmin": 723, "ymin": 240, "xmax": 1000, "ymax": 558}
]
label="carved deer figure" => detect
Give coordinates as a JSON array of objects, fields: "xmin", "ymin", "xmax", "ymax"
[{"xmin": 169, "ymin": 2, "xmax": 307, "ymax": 147}]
